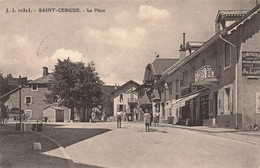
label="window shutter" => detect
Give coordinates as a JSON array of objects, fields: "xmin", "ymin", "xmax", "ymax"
[
  {"xmin": 230, "ymin": 89, "xmax": 233, "ymax": 112},
  {"xmin": 31, "ymin": 97, "xmax": 34, "ymax": 104},
  {"xmin": 123, "ymin": 105, "xmax": 126, "ymax": 112},
  {"xmin": 117, "ymin": 105, "xmax": 120, "ymax": 112},
  {"xmin": 24, "ymin": 97, "xmax": 26, "ymax": 104}
]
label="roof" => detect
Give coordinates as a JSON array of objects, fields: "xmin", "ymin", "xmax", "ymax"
[
  {"xmin": 112, "ymin": 80, "xmax": 140, "ymax": 96},
  {"xmin": 216, "ymin": 10, "xmax": 249, "ymax": 22},
  {"xmin": 161, "ymin": 5, "xmax": 260, "ymax": 81},
  {"xmin": 186, "ymin": 41, "xmax": 205, "ymax": 48},
  {"xmin": 150, "ymin": 58, "xmax": 179, "ymax": 75},
  {"xmin": 43, "ymin": 106, "xmax": 63, "ymax": 111},
  {"xmin": 28, "ymin": 73, "xmax": 53, "ymax": 84}
]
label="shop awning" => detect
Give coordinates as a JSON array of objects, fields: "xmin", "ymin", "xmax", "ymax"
[
  {"xmin": 171, "ymin": 98, "xmax": 184, "ymax": 107},
  {"xmin": 178, "ymin": 92, "xmax": 200, "ymax": 107}
]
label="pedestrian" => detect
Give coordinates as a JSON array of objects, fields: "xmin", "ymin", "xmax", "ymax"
[
  {"xmin": 117, "ymin": 111, "xmax": 122, "ymax": 128},
  {"xmin": 150, "ymin": 110, "xmax": 153, "ymax": 126},
  {"xmin": 143, "ymin": 109, "xmax": 151, "ymax": 132},
  {"xmin": 91, "ymin": 111, "xmax": 96, "ymax": 123},
  {"xmin": 155, "ymin": 111, "xmax": 160, "ymax": 127}
]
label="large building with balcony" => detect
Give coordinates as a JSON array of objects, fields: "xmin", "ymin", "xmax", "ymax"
[
  {"xmin": 112, "ymin": 80, "xmax": 140, "ymax": 121},
  {"xmin": 156, "ymin": 5, "xmax": 260, "ymax": 129}
]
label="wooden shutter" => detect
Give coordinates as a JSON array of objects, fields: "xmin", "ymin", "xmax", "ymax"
[
  {"xmin": 117, "ymin": 105, "xmax": 120, "ymax": 112},
  {"xmin": 123, "ymin": 105, "xmax": 126, "ymax": 112},
  {"xmin": 229, "ymin": 89, "xmax": 233, "ymax": 112}
]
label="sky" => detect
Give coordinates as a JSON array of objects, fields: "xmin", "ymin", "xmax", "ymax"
[{"xmin": 0, "ymin": 0, "xmax": 257, "ymax": 85}]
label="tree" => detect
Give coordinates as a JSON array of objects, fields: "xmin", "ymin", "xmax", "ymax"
[
  {"xmin": 47, "ymin": 58, "xmax": 104, "ymax": 122},
  {"xmin": 0, "ymin": 73, "xmax": 14, "ymax": 124}
]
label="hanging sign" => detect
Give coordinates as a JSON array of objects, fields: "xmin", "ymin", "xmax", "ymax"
[{"xmin": 242, "ymin": 51, "xmax": 260, "ymax": 76}]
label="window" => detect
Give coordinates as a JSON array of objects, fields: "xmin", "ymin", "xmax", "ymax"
[
  {"xmin": 25, "ymin": 96, "xmax": 32, "ymax": 104},
  {"xmin": 119, "ymin": 94, "xmax": 123, "ymax": 102},
  {"xmin": 169, "ymin": 82, "xmax": 172, "ymax": 95},
  {"xmin": 183, "ymin": 70, "xmax": 188, "ymax": 86},
  {"xmin": 31, "ymin": 84, "xmax": 38, "ymax": 91},
  {"xmin": 24, "ymin": 110, "xmax": 32, "ymax": 119},
  {"xmin": 201, "ymin": 59, "xmax": 205, "ymax": 66},
  {"xmin": 224, "ymin": 88, "xmax": 232, "ymax": 112},
  {"xmin": 224, "ymin": 44, "xmax": 231, "ymax": 68},
  {"xmin": 117, "ymin": 104, "xmax": 125, "ymax": 112},
  {"xmin": 176, "ymin": 94, "xmax": 179, "ymax": 99},
  {"xmin": 176, "ymin": 80, "xmax": 179, "ymax": 93}
]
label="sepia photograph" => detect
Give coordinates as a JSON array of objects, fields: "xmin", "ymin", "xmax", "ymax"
[{"xmin": 0, "ymin": 0, "xmax": 260, "ymax": 167}]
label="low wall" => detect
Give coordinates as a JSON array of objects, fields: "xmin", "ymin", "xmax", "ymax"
[{"xmin": 216, "ymin": 114, "xmax": 242, "ymax": 129}]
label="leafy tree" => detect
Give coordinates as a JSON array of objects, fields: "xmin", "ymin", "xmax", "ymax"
[
  {"xmin": 47, "ymin": 58, "xmax": 104, "ymax": 122},
  {"xmin": 0, "ymin": 73, "xmax": 14, "ymax": 124}
]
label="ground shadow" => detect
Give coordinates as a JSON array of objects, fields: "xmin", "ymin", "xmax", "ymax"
[
  {"xmin": 148, "ymin": 128, "xmax": 168, "ymax": 133},
  {"xmin": 38, "ymin": 124, "xmax": 111, "ymax": 148},
  {"xmin": 0, "ymin": 128, "xmax": 107, "ymax": 168}
]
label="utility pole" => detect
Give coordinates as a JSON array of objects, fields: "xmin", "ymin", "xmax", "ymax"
[{"xmin": 19, "ymin": 76, "xmax": 22, "ymax": 132}]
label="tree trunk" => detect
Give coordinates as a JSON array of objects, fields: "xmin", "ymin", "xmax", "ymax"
[
  {"xmin": 80, "ymin": 107, "xmax": 86, "ymax": 122},
  {"xmin": 86, "ymin": 108, "xmax": 91, "ymax": 122},
  {"xmin": 70, "ymin": 107, "xmax": 74, "ymax": 122}
]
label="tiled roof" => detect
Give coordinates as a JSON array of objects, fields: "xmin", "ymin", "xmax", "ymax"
[
  {"xmin": 160, "ymin": 5, "xmax": 260, "ymax": 81},
  {"xmin": 151, "ymin": 58, "xmax": 179, "ymax": 75},
  {"xmin": 216, "ymin": 10, "xmax": 249, "ymax": 22},
  {"xmin": 28, "ymin": 73, "xmax": 53, "ymax": 84},
  {"xmin": 186, "ymin": 41, "xmax": 204, "ymax": 48},
  {"xmin": 112, "ymin": 80, "xmax": 140, "ymax": 96},
  {"xmin": 43, "ymin": 106, "xmax": 63, "ymax": 110},
  {"xmin": 219, "ymin": 10, "xmax": 249, "ymax": 16}
]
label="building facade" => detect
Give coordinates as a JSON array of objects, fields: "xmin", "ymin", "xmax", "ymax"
[
  {"xmin": 113, "ymin": 80, "xmax": 140, "ymax": 121},
  {"xmin": 142, "ymin": 57, "xmax": 179, "ymax": 122},
  {"xmin": 157, "ymin": 5, "xmax": 260, "ymax": 129},
  {"xmin": 5, "ymin": 67, "xmax": 70, "ymax": 122}
]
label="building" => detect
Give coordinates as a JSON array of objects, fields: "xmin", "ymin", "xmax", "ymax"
[
  {"xmin": 5, "ymin": 67, "xmax": 70, "ymax": 122},
  {"xmin": 142, "ymin": 57, "xmax": 179, "ymax": 122},
  {"xmin": 43, "ymin": 106, "xmax": 70, "ymax": 122},
  {"xmin": 112, "ymin": 80, "xmax": 140, "ymax": 121},
  {"xmin": 156, "ymin": 5, "xmax": 260, "ymax": 129}
]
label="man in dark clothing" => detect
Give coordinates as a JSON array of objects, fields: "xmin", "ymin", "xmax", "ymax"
[{"xmin": 150, "ymin": 111, "xmax": 153, "ymax": 126}]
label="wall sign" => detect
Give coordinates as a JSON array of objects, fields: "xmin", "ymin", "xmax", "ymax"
[{"xmin": 242, "ymin": 51, "xmax": 260, "ymax": 76}]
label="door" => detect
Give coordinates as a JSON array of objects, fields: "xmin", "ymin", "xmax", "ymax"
[
  {"xmin": 193, "ymin": 99, "xmax": 197, "ymax": 125},
  {"xmin": 56, "ymin": 110, "xmax": 64, "ymax": 122},
  {"xmin": 199, "ymin": 95, "xmax": 209, "ymax": 121}
]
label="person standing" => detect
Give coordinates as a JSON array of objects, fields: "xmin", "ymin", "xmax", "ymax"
[
  {"xmin": 150, "ymin": 110, "xmax": 153, "ymax": 126},
  {"xmin": 91, "ymin": 111, "xmax": 96, "ymax": 123},
  {"xmin": 117, "ymin": 111, "xmax": 122, "ymax": 128},
  {"xmin": 143, "ymin": 109, "xmax": 151, "ymax": 132},
  {"xmin": 155, "ymin": 111, "xmax": 160, "ymax": 127}
]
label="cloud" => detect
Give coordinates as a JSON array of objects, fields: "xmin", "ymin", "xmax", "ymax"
[
  {"xmin": 0, "ymin": 34, "xmax": 88, "ymax": 80},
  {"xmin": 138, "ymin": 5, "xmax": 171, "ymax": 22},
  {"xmin": 48, "ymin": 48, "xmax": 88, "ymax": 65},
  {"xmin": 86, "ymin": 26, "xmax": 148, "ymax": 85}
]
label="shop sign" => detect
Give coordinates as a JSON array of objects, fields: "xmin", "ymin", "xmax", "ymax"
[{"xmin": 242, "ymin": 51, "xmax": 260, "ymax": 76}]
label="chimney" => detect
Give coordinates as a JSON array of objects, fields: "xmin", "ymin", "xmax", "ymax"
[
  {"xmin": 43, "ymin": 67, "xmax": 48, "ymax": 77},
  {"xmin": 179, "ymin": 33, "xmax": 187, "ymax": 60}
]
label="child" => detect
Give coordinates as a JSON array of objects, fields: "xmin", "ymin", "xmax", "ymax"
[
  {"xmin": 155, "ymin": 111, "xmax": 160, "ymax": 127},
  {"xmin": 117, "ymin": 111, "xmax": 122, "ymax": 128},
  {"xmin": 143, "ymin": 109, "xmax": 151, "ymax": 132}
]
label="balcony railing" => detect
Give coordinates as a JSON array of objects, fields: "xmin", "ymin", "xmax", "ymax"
[
  {"xmin": 128, "ymin": 98, "xmax": 138, "ymax": 103},
  {"xmin": 195, "ymin": 65, "xmax": 217, "ymax": 84}
]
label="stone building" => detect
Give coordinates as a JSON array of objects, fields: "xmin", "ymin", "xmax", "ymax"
[
  {"xmin": 156, "ymin": 5, "xmax": 260, "ymax": 129},
  {"xmin": 5, "ymin": 67, "xmax": 70, "ymax": 122}
]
